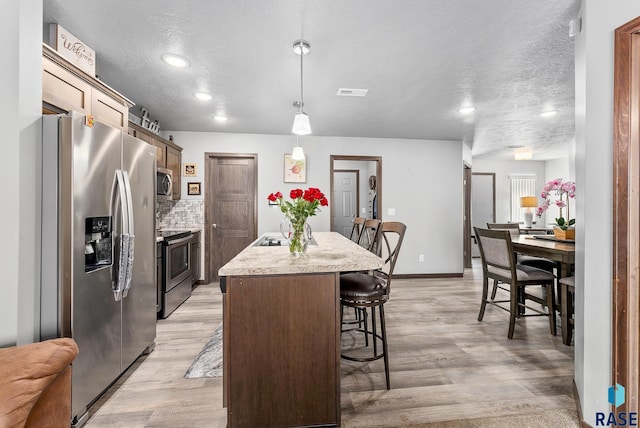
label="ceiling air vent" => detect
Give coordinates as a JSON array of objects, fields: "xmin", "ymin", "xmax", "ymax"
[{"xmin": 337, "ymin": 88, "xmax": 368, "ymax": 97}]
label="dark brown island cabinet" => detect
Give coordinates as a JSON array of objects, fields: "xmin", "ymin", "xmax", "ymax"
[{"xmin": 218, "ymin": 232, "xmax": 383, "ymax": 427}]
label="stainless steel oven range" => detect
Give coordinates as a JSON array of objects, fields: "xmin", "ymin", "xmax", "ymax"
[{"xmin": 157, "ymin": 230, "xmax": 193, "ymax": 318}]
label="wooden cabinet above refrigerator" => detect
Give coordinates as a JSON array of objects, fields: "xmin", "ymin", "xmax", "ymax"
[
  {"xmin": 42, "ymin": 43, "xmax": 132, "ymax": 132},
  {"xmin": 128, "ymin": 122, "xmax": 183, "ymax": 200}
]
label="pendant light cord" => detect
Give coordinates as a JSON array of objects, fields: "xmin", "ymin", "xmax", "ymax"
[{"xmin": 299, "ymin": 44, "xmax": 304, "ymax": 113}]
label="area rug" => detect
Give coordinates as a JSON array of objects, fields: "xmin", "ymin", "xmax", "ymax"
[{"xmin": 184, "ymin": 322, "xmax": 223, "ymax": 378}]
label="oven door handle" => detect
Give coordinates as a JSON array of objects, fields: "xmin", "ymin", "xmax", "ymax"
[{"xmin": 166, "ymin": 235, "xmax": 193, "ymax": 246}]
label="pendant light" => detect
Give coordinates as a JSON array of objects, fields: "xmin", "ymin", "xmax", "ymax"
[
  {"xmin": 292, "ymin": 136, "xmax": 305, "ymax": 160},
  {"xmin": 292, "ymin": 40, "xmax": 311, "ymax": 135}
]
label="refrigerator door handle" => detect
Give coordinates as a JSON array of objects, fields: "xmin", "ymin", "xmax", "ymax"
[
  {"xmin": 113, "ymin": 169, "xmax": 130, "ymax": 301},
  {"xmin": 121, "ymin": 171, "xmax": 135, "ymax": 298}
]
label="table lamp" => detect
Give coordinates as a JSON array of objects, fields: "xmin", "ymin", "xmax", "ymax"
[{"xmin": 520, "ymin": 196, "xmax": 538, "ymax": 228}]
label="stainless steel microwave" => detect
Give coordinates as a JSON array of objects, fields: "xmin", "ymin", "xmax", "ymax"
[{"xmin": 157, "ymin": 167, "xmax": 173, "ymax": 201}]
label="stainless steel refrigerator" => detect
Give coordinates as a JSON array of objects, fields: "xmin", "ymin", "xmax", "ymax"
[{"xmin": 41, "ymin": 111, "xmax": 157, "ymax": 427}]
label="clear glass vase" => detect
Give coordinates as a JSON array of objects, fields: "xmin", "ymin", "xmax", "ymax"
[{"xmin": 280, "ymin": 218, "xmax": 312, "ymax": 257}]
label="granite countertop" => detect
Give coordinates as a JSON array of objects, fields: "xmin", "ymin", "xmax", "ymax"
[{"xmin": 218, "ymin": 232, "xmax": 384, "ymax": 276}]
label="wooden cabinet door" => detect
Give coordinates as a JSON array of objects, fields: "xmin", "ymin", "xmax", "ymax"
[
  {"xmin": 153, "ymin": 140, "xmax": 167, "ymax": 168},
  {"xmin": 128, "ymin": 123, "xmax": 170, "ymax": 168},
  {"xmin": 91, "ymin": 90, "xmax": 128, "ymax": 132},
  {"xmin": 42, "ymin": 56, "xmax": 91, "ymax": 114},
  {"xmin": 134, "ymin": 129, "xmax": 153, "ymax": 144},
  {"xmin": 166, "ymin": 145, "xmax": 182, "ymax": 200}
]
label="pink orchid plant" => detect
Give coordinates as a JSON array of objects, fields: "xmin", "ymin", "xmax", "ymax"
[{"xmin": 536, "ymin": 178, "xmax": 576, "ymax": 230}]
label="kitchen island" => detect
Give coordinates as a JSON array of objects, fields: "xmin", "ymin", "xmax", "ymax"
[{"xmin": 219, "ymin": 232, "xmax": 383, "ymax": 428}]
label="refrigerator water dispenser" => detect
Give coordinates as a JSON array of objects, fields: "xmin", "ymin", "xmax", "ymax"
[{"xmin": 85, "ymin": 216, "xmax": 113, "ymax": 272}]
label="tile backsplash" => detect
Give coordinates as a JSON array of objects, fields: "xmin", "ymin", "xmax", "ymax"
[{"xmin": 158, "ymin": 199, "xmax": 204, "ymax": 229}]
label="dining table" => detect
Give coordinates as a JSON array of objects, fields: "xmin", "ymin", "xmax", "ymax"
[
  {"xmin": 511, "ymin": 234, "xmax": 575, "ymax": 277},
  {"xmin": 511, "ymin": 234, "xmax": 576, "ymax": 345}
]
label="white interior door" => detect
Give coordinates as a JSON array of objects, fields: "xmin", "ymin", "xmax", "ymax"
[{"xmin": 333, "ymin": 170, "xmax": 358, "ymax": 237}]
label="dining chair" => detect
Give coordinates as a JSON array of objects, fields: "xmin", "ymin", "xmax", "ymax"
[
  {"xmin": 486, "ymin": 223, "xmax": 556, "ymax": 270},
  {"xmin": 474, "ymin": 227, "xmax": 556, "ymax": 339},
  {"xmin": 486, "ymin": 222, "xmax": 557, "ymax": 301},
  {"xmin": 559, "ymin": 276, "xmax": 575, "ymax": 345},
  {"xmin": 340, "ymin": 221, "xmax": 406, "ymax": 390}
]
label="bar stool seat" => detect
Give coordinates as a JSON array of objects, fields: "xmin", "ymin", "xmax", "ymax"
[{"xmin": 340, "ymin": 273, "xmax": 386, "ymax": 300}]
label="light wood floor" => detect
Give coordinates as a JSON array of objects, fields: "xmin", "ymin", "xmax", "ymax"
[{"xmin": 84, "ymin": 260, "xmax": 577, "ymax": 427}]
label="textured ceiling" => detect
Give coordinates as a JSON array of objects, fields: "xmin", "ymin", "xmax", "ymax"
[{"xmin": 42, "ymin": 0, "xmax": 580, "ymax": 160}]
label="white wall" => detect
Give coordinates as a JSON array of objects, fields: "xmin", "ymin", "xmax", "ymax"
[
  {"xmin": 169, "ymin": 131, "xmax": 464, "ymax": 275},
  {"xmin": 471, "ymin": 159, "xmax": 547, "ymax": 225},
  {"xmin": 463, "ymin": 142, "xmax": 473, "ymax": 167},
  {"xmin": 0, "ymin": 0, "xmax": 42, "ymax": 347},
  {"xmin": 574, "ymin": 1, "xmax": 640, "ymax": 424},
  {"xmin": 544, "ymin": 157, "xmax": 575, "ymax": 225}
]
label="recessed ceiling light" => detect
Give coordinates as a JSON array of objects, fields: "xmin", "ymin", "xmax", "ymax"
[
  {"xmin": 337, "ymin": 88, "xmax": 368, "ymax": 97},
  {"xmin": 194, "ymin": 92, "xmax": 212, "ymax": 101},
  {"xmin": 214, "ymin": 115, "xmax": 228, "ymax": 122},
  {"xmin": 458, "ymin": 106, "xmax": 476, "ymax": 114},
  {"xmin": 540, "ymin": 110, "xmax": 557, "ymax": 117},
  {"xmin": 161, "ymin": 53, "xmax": 190, "ymax": 68},
  {"xmin": 514, "ymin": 147, "xmax": 533, "ymax": 160}
]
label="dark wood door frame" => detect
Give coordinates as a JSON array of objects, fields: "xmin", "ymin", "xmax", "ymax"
[
  {"xmin": 330, "ymin": 155, "xmax": 382, "ymax": 231},
  {"xmin": 203, "ymin": 152, "xmax": 258, "ymax": 284},
  {"xmin": 463, "ymin": 164, "xmax": 472, "ymax": 269},
  {"xmin": 613, "ymin": 16, "xmax": 640, "ymax": 414}
]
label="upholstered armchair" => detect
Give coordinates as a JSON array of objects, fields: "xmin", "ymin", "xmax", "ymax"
[{"xmin": 0, "ymin": 338, "xmax": 78, "ymax": 427}]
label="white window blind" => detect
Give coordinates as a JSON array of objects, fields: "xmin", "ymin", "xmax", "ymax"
[{"xmin": 509, "ymin": 175, "xmax": 536, "ymax": 223}]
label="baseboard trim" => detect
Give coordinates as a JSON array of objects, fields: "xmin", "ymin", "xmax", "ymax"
[
  {"xmin": 573, "ymin": 380, "xmax": 593, "ymax": 428},
  {"xmin": 394, "ymin": 273, "xmax": 463, "ymax": 279}
]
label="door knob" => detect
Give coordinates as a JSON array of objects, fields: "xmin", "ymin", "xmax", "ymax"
[{"xmin": 212, "ymin": 224, "xmax": 218, "ymax": 229}]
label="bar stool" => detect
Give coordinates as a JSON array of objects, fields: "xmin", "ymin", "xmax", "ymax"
[
  {"xmin": 349, "ymin": 217, "xmax": 366, "ymax": 242},
  {"xmin": 342, "ymin": 218, "xmax": 382, "ymax": 344},
  {"xmin": 340, "ymin": 221, "xmax": 406, "ymax": 390},
  {"xmin": 358, "ymin": 218, "xmax": 382, "ymax": 252}
]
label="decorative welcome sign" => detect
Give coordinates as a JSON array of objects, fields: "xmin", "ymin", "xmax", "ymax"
[{"xmin": 49, "ymin": 24, "xmax": 96, "ymax": 76}]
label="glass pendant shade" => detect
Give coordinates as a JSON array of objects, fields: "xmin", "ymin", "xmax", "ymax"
[
  {"xmin": 291, "ymin": 145, "xmax": 305, "ymax": 160},
  {"xmin": 292, "ymin": 112, "xmax": 311, "ymax": 135}
]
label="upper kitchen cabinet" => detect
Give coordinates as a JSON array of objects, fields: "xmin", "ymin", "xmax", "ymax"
[
  {"xmin": 128, "ymin": 122, "xmax": 183, "ymax": 200},
  {"xmin": 42, "ymin": 43, "xmax": 132, "ymax": 132},
  {"xmin": 166, "ymin": 144, "xmax": 182, "ymax": 201}
]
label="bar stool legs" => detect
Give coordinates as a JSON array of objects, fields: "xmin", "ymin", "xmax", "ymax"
[{"xmin": 340, "ymin": 303, "xmax": 390, "ymax": 390}]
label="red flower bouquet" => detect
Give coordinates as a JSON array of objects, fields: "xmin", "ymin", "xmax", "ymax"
[{"xmin": 268, "ymin": 187, "xmax": 328, "ymax": 255}]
